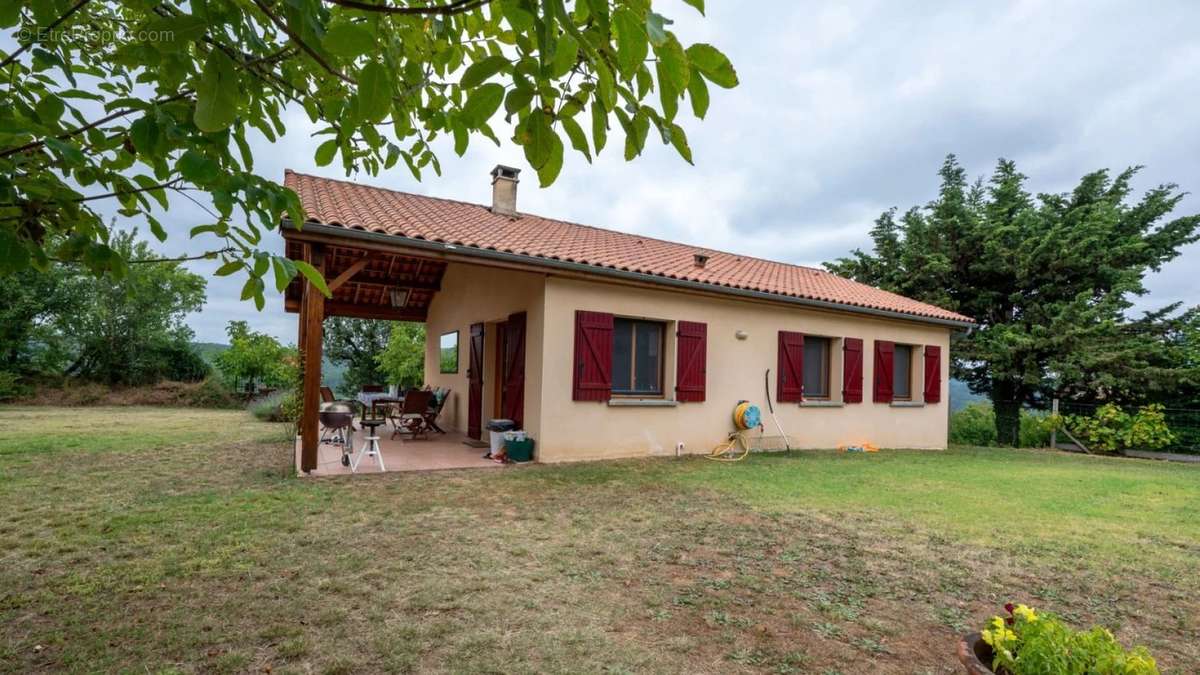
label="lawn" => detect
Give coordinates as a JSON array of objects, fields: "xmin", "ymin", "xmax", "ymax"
[{"xmin": 1, "ymin": 407, "xmax": 1196, "ymax": 674}]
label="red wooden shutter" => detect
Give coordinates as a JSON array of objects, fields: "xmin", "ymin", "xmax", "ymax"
[
  {"xmin": 873, "ymin": 340, "xmax": 894, "ymax": 403},
  {"xmin": 573, "ymin": 311, "xmax": 613, "ymax": 401},
  {"xmin": 777, "ymin": 331, "xmax": 804, "ymax": 402},
  {"xmin": 923, "ymin": 345, "xmax": 942, "ymax": 403},
  {"xmin": 502, "ymin": 312, "xmax": 526, "ymax": 427},
  {"xmin": 842, "ymin": 337, "xmax": 863, "ymax": 403},
  {"xmin": 675, "ymin": 321, "xmax": 707, "ymax": 402}
]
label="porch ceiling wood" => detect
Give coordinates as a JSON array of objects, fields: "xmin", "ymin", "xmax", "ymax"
[{"xmin": 284, "ymin": 240, "xmax": 446, "ymax": 322}]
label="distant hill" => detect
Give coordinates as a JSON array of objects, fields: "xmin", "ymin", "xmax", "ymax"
[
  {"xmin": 191, "ymin": 342, "xmax": 347, "ymax": 390},
  {"xmin": 950, "ymin": 378, "xmax": 987, "ymax": 411}
]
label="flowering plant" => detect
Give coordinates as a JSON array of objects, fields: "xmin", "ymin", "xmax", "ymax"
[{"xmin": 980, "ymin": 603, "xmax": 1158, "ymax": 674}]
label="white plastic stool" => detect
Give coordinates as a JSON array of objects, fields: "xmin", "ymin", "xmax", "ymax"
[{"xmin": 351, "ymin": 420, "xmax": 387, "ymax": 472}]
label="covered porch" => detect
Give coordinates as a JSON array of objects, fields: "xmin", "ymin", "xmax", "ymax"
[{"xmin": 283, "ymin": 224, "xmax": 532, "ymax": 475}]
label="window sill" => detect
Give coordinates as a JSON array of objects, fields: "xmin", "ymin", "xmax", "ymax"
[
  {"xmin": 890, "ymin": 401, "xmax": 925, "ymax": 408},
  {"xmin": 800, "ymin": 401, "xmax": 843, "ymax": 408},
  {"xmin": 608, "ymin": 398, "xmax": 678, "ymax": 408}
]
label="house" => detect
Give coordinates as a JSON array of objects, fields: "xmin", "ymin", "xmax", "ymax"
[{"xmin": 282, "ymin": 166, "xmax": 973, "ymax": 473}]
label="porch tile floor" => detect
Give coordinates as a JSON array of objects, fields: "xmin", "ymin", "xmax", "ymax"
[{"xmin": 296, "ymin": 428, "xmax": 503, "ymax": 476}]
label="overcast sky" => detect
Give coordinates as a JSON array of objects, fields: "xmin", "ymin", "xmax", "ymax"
[{"xmin": 136, "ymin": 0, "xmax": 1200, "ymax": 344}]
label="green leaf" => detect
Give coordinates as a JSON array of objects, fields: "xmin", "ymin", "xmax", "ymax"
[
  {"xmin": 356, "ymin": 62, "xmax": 393, "ymax": 124},
  {"xmin": 314, "ymin": 139, "xmax": 338, "ymax": 167},
  {"xmin": 461, "ymin": 83, "xmax": 505, "ymax": 127},
  {"xmin": 645, "ymin": 12, "xmax": 672, "ymax": 46},
  {"xmin": 594, "ymin": 60, "xmax": 616, "ymax": 111},
  {"xmin": 537, "ymin": 133, "xmax": 564, "ymax": 187},
  {"xmin": 681, "ymin": 0, "xmax": 704, "ymax": 14},
  {"xmin": 294, "ymin": 259, "xmax": 331, "ymax": 298},
  {"xmin": 452, "ymin": 122, "xmax": 469, "ymax": 156},
  {"xmin": 654, "ymin": 35, "xmax": 689, "ymax": 93},
  {"xmin": 194, "ymin": 49, "xmax": 239, "ymax": 132},
  {"xmin": 668, "ymin": 123, "xmax": 693, "ymax": 164},
  {"xmin": 591, "ymin": 101, "xmax": 607, "ymax": 154},
  {"xmin": 43, "ymin": 137, "xmax": 85, "ymax": 166},
  {"xmin": 550, "ymin": 33, "xmax": 578, "ymax": 78},
  {"xmin": 624, "ymin": 110, "xmax": 649, "ymax": 161},
  {"xmin": 322, "ymin": 23, "xmax": 374, "ymax": 59},
  {"xmin": 656, "ymin": 61, "xmax": 678, "ymax": 122},
  {"xmin": 686, "ymin": 69, "xmax": 709, "ymax": 119},
  {"xmin": 177, "ymin": 150, "xmax": 220, "ymax": 183},
  {"xmin": 144, "ymin": 14, "xmax": 207, "ymax": 52},
  {"xmin": 130, "ymin": 115, "xmax": 160, "ymax": 156},
  {"xmin": 500, "ymin": 0, "xmax": 536, "ymax": 31},
  {"xmin": 132, "ymin": 174, "xmax": 169, "ymax": 209},
  {"xmin": 561, "ymin": 115, "xmax": 591, "ymax": 162},
  {"xmin": 461, "ymin": 55, "xmax": 509, "ymax": 88},
  {"xmin": 520, "ymin": 110, "xmax": 555, "ymax": 169},
  {"xmin": 505, "ymin": 86, "xmax": 535, "ymax": 114},
  {"xmin": 35, "ymin": 95, "xmax": 65, "ymax": 124},
  {"xmin": 271, "ymin": 256, "xmax": 298, "ymax": 291},
  {"xmin": 685, "ymin": 43, "xmax": 738, "ymax": 88},
  {"xmin": 216, "ymin": 260, "xmax": 243, "ymax": 277},
  {"xmin": 240, "ymin": 276, "xmax": 264, "ymax": 301},
  {"xmin": 613, "ymin": 8, "xmax": 648, "ymax": 79}
]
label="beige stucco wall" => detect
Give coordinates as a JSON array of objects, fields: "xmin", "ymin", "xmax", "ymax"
[
  {"xmin": 422, "ymin": 261, "xmax": 547, "ymax": 441},
  {"xmin": 535, "ymin": 276, "xmax": 952, "ymax": 462}
]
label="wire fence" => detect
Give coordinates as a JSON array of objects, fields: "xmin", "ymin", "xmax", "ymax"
[{"xmin": 1051, "ymin": 400, "xmax": 1200, "ymax": 455}]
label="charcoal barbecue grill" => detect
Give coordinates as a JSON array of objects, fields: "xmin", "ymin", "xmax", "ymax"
[{"xmin": 319, "ymin": 403, "xmax": 356, "ymax": 466}]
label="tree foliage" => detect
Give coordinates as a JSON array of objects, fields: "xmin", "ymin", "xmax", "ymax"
[
  {"xmin": 1, "ymin": 0, "xmax": 736, "ymax": 307},
  {"xmin": 828, "ymin": 156, "xmax": 1200, "ymax": 445},
  {"xmin": 377, "ymin": 321, "xmax": 426, "ymax": 389},
  {"xmin": 322, "ymin": 317, "xmax": 391, "ymax": 394},
  {"xmin": 0, "ymin": 229, "xmax": 208, "ymax": 385},
  {"xmin": 214, "ymin": 320, "xmax": 296, "ymax": 392}
]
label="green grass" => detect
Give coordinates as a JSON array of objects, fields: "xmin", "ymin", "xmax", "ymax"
[
  {"xmin": 669, "ymin": 447, "xmax": 1200, "ymax": 578},
  {"xmin": 1, "ymin": 406, "xmax": 1197, "ymax": 673}
]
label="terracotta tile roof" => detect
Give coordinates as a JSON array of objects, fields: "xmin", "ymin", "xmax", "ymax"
[{"xmin": 283, "ymin": 170, "xmax": 973, "ymax": 325}]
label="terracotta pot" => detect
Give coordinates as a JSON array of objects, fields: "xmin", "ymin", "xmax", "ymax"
[{"xmin": 957, "ymin": 633, "xmax": 996, "ymax": 674}]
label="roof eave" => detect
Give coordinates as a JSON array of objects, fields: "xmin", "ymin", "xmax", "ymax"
[{"xmin": 281, "ymin": 220, "xmax": 975, "ymax": 330}]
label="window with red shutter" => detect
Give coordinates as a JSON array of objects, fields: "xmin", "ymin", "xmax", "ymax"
[
  {"xmin": 842, "ymin": 337, "xmax": 863, "ymax": 403},
  {"xmin": 675, "ymin": 321, "xmax": 707, "ymax": 402},
  {"xmin": 923, "ymin": 345, "xmax": 942, "ymax": 403},
  {"xmin": 873, "ymin": 340, "xmax": 894, "ymax": 403},
  {"xmin": 572, "ymin": 311, "xmax": 613, "ymax": 401},
  {"xmin": 777, "ymin": 331, "xmax": 804, "ymax": 402}
]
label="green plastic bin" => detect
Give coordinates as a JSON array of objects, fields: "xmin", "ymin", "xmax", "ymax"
[{"xmin": 505, "ymin": 438, "xmax": 534, "ymax": 462}]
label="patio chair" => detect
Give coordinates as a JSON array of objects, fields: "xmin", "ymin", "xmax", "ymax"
[
  {"xmin": 424, "ymin": 387, "xmax": 450, "ymax": 434},
  {"xmin": 389, "ymin": 389, "xmax": 434, "ymax": 440}
]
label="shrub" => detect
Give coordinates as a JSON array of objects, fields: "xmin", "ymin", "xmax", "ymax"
[
  {"xmin": 0, "ymin": 370, "xmax": 29, "ymax": 402},
  {"xmin": 1064, "ymin": 403, "xmax": 1174, "ymax": 453},
  {"xmin": 183, "ymin": 378, "xmax": 241, "ymax": 409},
  {"xmin": 981, "ymin": 603, "xmax": 1158, "ymax": 674},
  {"xmin": 248, "ymin": 389, "xmax": 299, "ymax": 423},
  {"xmin": 949, "ymin": 403, "xmax": 996, "ymax": 446},
  {"xmin": 949, "ymin": 403, "xmax": 1051, "ymax": 448}
]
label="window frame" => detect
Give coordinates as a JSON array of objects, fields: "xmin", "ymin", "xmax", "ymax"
[
  {"xmin": 892, "ymin": 343, "xmax": 914, "ymax": 401},
  {"xmin": 611, "ymin": 317, "xmax": 667, "ymax": 398},
  {"xmin": 801, "ymin": 336, "xmax": 833, "ymax": 400}
]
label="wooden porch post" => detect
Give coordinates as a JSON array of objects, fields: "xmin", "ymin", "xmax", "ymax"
[{"xmin": 299, "ymin": 243, "xmax": 325, "ymax": 473}]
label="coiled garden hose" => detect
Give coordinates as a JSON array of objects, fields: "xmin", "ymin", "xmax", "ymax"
[{"xmin": 707, "ymin": 400, "xmax": 762, "ymax": 461}]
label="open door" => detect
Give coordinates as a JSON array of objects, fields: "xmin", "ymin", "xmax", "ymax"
[
  {"xmin": 467, "ymin": 322, "xmax": 484, "ymax": 440},
  {"xmin": 501, "ymin": 312, "xmax": 526, "ymax": 429}
]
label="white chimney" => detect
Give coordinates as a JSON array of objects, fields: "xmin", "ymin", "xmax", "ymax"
[{"xmin": 490, "ymin": 164, "xmax": 521, "ymax": 216}]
